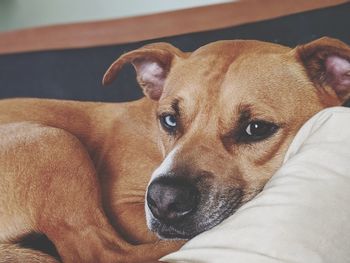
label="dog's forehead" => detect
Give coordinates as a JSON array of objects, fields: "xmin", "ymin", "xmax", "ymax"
[
  {"xmin": 220, "ymin": 49, "xmax": 313, "ymax": 109},
  {"xmin": 163, "ymin": 40, "xmax": 298, "ymax": 104},
  {"xmin": 166, "ymin": 40, "xmax": 292, "ymax": 90}
]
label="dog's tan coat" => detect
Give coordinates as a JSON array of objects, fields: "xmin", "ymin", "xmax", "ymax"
[{"xmin": 0, "ymin": 37, "xmax": 349, "ymax": 262}]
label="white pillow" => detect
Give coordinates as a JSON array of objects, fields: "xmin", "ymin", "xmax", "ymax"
[{"xmin": 162, "ymin": 107, "xmax": 350, "ymax": 263}]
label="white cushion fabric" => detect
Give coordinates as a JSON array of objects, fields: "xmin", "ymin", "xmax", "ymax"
[{"xmin": 162, "ymin": 107, "xmax": 350, "ymax": 263}]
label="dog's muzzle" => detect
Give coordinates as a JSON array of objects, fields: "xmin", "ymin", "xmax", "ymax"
[
  {"xmin": 147, "ymin": 176, "xmax": 199, "ymax": 223},
  {"xmin": 146, "ymin": 170, "xmax": 244, "ymax": 240}
]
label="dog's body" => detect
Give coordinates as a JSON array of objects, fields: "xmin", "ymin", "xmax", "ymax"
[
  {"xmin": 0, "ymin": 98, "xmax": 183, "ymax": 262},
  {"xmin": 0, "ymin": 37, "xmax": 349, "ymax": 262}
]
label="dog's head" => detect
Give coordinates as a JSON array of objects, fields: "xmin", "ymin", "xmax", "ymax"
[{"xmin": 104, "ymin": 37, "xmax": 350, "ymax": 239}]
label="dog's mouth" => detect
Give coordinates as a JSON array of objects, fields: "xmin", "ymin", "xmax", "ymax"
[
  {"xmin": 145, "ymin": 177, "xmax": 245, "ymax": 239},
  {"xmin": 147, "ymin": 204, "xmax": 241, "ymax": 240}
]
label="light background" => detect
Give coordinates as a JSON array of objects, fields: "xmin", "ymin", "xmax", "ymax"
[{"xmin": 0, "ymin": 0, "xmax": 233, "ymax": 32}]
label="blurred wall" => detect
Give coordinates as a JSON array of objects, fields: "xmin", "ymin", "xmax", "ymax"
[{"xmin": 0, "ymin": 0, "xmax": 233, "ymax": 32}]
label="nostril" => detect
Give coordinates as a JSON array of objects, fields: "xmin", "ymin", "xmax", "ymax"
[
  {"xmin": 169, "ymin": 202, "xmax": 186, "ymax": 213},
  {"xmin": 147, "ymin": 194, "xmax": 156, "ymax": 209},
  {"xmin": 168, "ymin": 201, "xmax": 192, "ymax": 216},
  {"xmin": 169, "ymin": 191, "xmax": 197, "ymax": 215}
]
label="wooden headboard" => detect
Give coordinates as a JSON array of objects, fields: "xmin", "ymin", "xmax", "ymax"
[{"xmin": 0, "ymin": 0, "xmax": 346, "ymax": 55}]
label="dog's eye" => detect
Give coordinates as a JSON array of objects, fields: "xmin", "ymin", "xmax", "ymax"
[
  {"xmin": 242, "ymin": 121, "xmax": 278, "ymax": 142},
  {"xmin": 160, "ymin": 114, "xmax": 177, "ymax": 133}
]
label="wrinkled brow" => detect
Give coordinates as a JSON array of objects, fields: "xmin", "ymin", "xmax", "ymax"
[
  {"xmin": 171, "ymin": 99, "xmax": 181, "ymax": 116},
  {"xmin": 237, "ymin": 105, "xmax": 252, "ymax": 125},
  {"xmin": 220, "ymin": 104, "xmax": 253, "ymax": 151}
]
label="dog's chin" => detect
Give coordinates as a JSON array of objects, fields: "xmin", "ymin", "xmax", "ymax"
[
  {"xmin": 147, "ymin": 217, "xmax": 196, "ymax": 240},
  {"xmin": 146, "ymin": 205, "xmax": 240, "ymax": 240}
]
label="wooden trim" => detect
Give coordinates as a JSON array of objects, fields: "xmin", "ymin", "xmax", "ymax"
[{"xmin": 0, "ymin": 0, "xmax": 347, "ymax": 55}]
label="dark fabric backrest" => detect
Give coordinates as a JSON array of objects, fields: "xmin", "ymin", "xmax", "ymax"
[{"xmin": 0, "ymin": 3, "xmax": 349, "ymax": 104}]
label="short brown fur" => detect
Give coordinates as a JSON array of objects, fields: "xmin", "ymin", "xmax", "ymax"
[{"xmin": 0, "ymin": 37, "xmax": 349, "ymax": 262}]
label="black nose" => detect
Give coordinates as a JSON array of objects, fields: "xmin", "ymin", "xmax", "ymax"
[{"xmin": 147, "ymin": 177, "xmax": 199, "ymax": 223}]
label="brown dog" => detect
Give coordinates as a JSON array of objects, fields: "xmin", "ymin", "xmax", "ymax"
[{"xmin": 0, "ymin": 37, "xmax": 349, "ymax": 262}]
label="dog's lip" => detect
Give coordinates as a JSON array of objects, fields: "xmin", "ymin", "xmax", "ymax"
[
  {"xmin": 148, "ymin": 211, "xmax": 192, "ymax": 238},
  {"xmin": 150, "ymin": 207, "xmax": 239, "ymax": 240},
  {"xmin": 152, "ymin": 212, "xmax": 233, "ymax": 240},
  {"xmin": 149, "ymin": 194, "xmax": 244, "ymax": 239},
  {"xmin": 153, "ymin": 220, "xmax": 196, "ymax": 240},
  {"xmin": 157, "ymin": 229, "xmax": 193, "ymax": 240}
]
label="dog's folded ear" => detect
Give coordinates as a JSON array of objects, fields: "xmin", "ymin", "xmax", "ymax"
[
  {"xmin": 297, "ymin": 37, "xmax": 350, "ymax": 102},
  {"xmin": 103, "ymin": 43, "xmax": 186, "ymax": 100}
]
